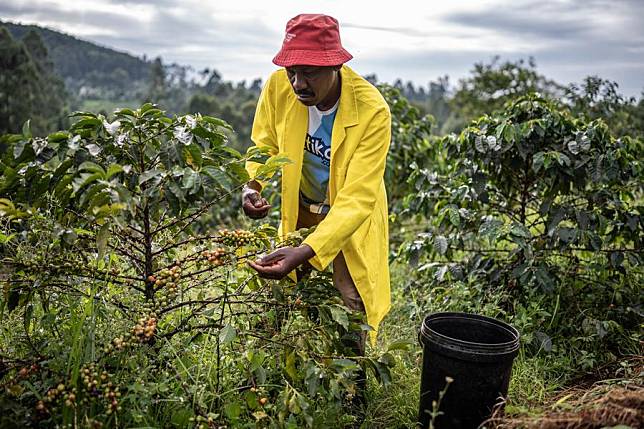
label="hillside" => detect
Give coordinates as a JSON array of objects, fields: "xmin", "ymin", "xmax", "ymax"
[{"xmin": 3, "ymin": 20, "xmax": 151, "ymax": 98}]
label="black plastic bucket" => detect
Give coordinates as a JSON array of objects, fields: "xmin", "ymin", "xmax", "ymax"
[{"xmin": 418, "ymin": 312, "xmax": 520, "ymax": 429}]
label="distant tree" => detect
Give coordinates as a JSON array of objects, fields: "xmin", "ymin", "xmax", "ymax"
[
  {"xmin": 249, "ymin": 78, "xmax": 263, "ymax": 93},
  {"xmin": 188, "ymin": 93, "xmax": 220, "ymax": 116},
  {"xmin": 146, "ymin": 56, "xmax": 166, "ymax": 102},
  {"xmin": 425, "ymin": 76, "xmax": 452, "ymax": 133},
  {"xmin": 0, "ymin": 26, "xmax": 45, "ymax": 134},
  {"xmin": 449, "ymin": 57, "xmax": 564, "ymax": 131},
  {"xmin": 405, "ymin": 81, "xmax": 417, "ymax": 101},
  {"xmin": 565, "ymin": 77, "xmax": 644, "ymax": 137},
  {"xmin": 213, "ymin": 81, "xmax": 234, "ymax": 99},
  {"xmin": 363, "ymin": 74, "xmax": 378, "ymax": 85},
  {"xmin": 22, "ymin": 30, "xmax": 68, "ymax": 130},
  {"xmin": 204, "ymin": 70, "xmax": 222, "ymax": 93}
]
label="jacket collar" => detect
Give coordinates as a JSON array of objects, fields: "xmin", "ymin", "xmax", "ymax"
[{"xmin": 338, "ymin": 65, "xmax": 359, "ymax": 128}]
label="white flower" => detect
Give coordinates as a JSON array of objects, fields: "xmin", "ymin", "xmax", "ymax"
[
  {"xmin": 103, "ymin": 120, "xmax": 121, "ymax": 136},
  {"xmin": 185, "ymin": 115, "xmax": 197, "ymax": 130},
  {"xmin": 32, "ymin": 137, "xmax": 47, "ymax": 155},
  {"xmin": 69, "ymin": 134, "xmax": 81, "ymax": 150},
  {"xmin": 116, "ymin": 133, "xmax": 129, "ymax": 147},
  {"xmin": 174, "ymin": 126, "xmax": 192, "ymax": 146},
  {"xmin": 486, "ymin": 135, "xmax": 498, "ymax": 150}
]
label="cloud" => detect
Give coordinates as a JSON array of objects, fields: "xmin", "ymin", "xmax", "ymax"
[
  {"xmin": 342, "ymin": 23, "xmax": 431, "ymax": 38},
  {"xmin": 1, "ymin": 1, "xmax": 280, "ymax": 75},
  {"xmin": 0, "ymin": 1, "xmax": 146, "ymax": 36},
  {"xmin": 444, "ymin": 0, "xmax": 643, "ymax": 42},
  {"xmin": 446, "ymin": 11, "xmax": 589, "ymax": 40},
  {"xmin": 1, "ymin": 0, "xmax": 642, "ymax": 96}
]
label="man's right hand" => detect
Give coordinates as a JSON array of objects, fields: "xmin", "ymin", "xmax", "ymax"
[{"xmin": 242, "ymin": 184, "xmax": 271, "ymax": 219}]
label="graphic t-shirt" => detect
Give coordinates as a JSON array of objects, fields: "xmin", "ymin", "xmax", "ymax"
[{"xmin": 300, "ymin": 100, "xmax": 339, "ymax": 214}]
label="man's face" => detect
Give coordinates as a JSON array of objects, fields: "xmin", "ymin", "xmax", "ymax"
[{"xmin": 285, "ymin": 65, "xmax": 340, "ymax": 109}]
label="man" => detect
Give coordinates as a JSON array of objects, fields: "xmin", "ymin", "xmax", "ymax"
[{"xmin": 243, "ymin": 14, "xmax": 391, "ymax": 355}]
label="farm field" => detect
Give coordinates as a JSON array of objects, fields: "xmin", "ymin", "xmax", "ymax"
[{"xmin": 1, "ymin": 15, "xmax": 642, "ymax": 429}]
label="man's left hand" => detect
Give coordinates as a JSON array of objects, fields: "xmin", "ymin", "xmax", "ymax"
[{"xmin": 248, "ymin": 245, "xmax": 315, "ymax": 280}]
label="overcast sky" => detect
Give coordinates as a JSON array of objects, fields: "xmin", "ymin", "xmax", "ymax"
[{"xmin": 2, "ymin": 0, "xmax": 643, "ymax": 96}]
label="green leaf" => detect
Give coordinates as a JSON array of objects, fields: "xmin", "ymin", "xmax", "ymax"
[
  {"xmin": 72, "ymin": 117, "xmax": 102, "ymax": 129},
  {"xmin": 479, "ymin": 217, "xmax": 504, "ymax": 240},
  {"xmin": 69, "ymin": 111, "xmax": 97, "ymax": 118},
  {"xmin": 72, "ymin": 172, "xmax": 104, "ymax": 193},
  {"xmin": 170, "ymin": 409, "xmax": 192, "ymax": 427},
  {"xmin": 13, "ymin": 140, "xmax": 28, "ymax": 159},
  {"xmin": 224, "ymin": 402, "xmax": 241, "ymax": 420},
  {"xmin": 140, "ymin": 102, "xmax": 155, "ymax": 113},
  {"xmin": 435, "ymin": 265, "xmax": 449, "ymax": 281},
  {"xmin": 364, "ymin": 358, "xmax": 392, "ymax": 385},
  {"xmin": 433, "ymin": 235, "xmax": 448, "ymax": 255},
  {"xmin": 285, "ymin": 350, "xmax": 298, "ymax": 381},
  {"xmin": 203, "ymin": 166, "xmax": 232, "ymax": 190},
  {"xmin": 253, "ymin": 153, "xmax": 292, "ymax": 180},
  {"xmin": 114, "ymin": 108, "xmax": 136, "ymax": 117},
  {"xmin": 578, "ymin": 133, "xmax": 591, "ymax": 151},
  {"xmin": 532, "ymin": 152, "xmax": 545, "ymax": 173},
  {"xmin": 329, "ymin": 305, "xmax": 349, "ymax": 330},
  {"xmin": 557, "ymin": 227, "xmax": 577, "ymax": 244},
  {"xmin": 182, "ymin": 143, "xmax": 203, "ymax": 169},
  {"xmin": 332, "ymin": 359, "xmax": 360, "ymax": 371},
  {"xmin": 387, "ymin": 339, "xmax": 413, "ymax": 352},
  {"xmin": 588, "ymin": 232, "xmax": 603, "ymax": 250},
  {"xmin": 304, "ymin": 365, "xmax": 321, "ymax": 397},
  {"xmin": 139, "ymin": 169, "xmax": 165, "ymax": 186},
  {"xmin": 567, "ymin": 139, "xmax": 579, "ymax": 155},
  {"xmin": 168, "ymin": 181, "xmax": 186, "ymax": 203},
  {"xmin": 96, "ymin": 223, "xmax": 109, "ymax": 259},
  {"xmin": 202, "ymin": 115, "xmax": 233, "ymax": 131},
  {"xmin": 557, "ymin": 152, "xmax": 571, "ymax": 167},
  {"xmin": 226, "ymin": 161, "xmax": 251, "ymax": 184},
  {"xmin": 510, "ymin": 223, "xmax": 532, "ymax": 238},
  {"xmin": 474, "ymin": 135, "xmax": 486, "ymax": 153},
  {"xmin": 106, "ymin": 164, "xmax": 124, "ymax": 179},
  {"xmin": 219, "ymin": 324, "xmax": 236, "ymax": 345},
  {"xmin": 535, "ymin": 267, "xmax": 554, "ymax": 291},
  {"xmin": 142, "ymin": 108, "xmax": 162, "ymax": 117},
  {"xmin": 609, "ymin": 251, "xmax": 624, "ymax": 268},
  {"xmin": 447, "ymin": 206, "xmax": 460, "ymax": 227},
  {"xmin": 79, "ymin": 161, "xmax": 106, "ymax": 175},
  {"xmin": 181, "ymin": 168, "xmax": 197, "ymax": 190},
  {"xmin": 50, "ymin": 159, "xmax": 74, "ymax": 185},
  {"xmin": 22, "ymin": 120, "xmax": 32, "ymax": 139}
]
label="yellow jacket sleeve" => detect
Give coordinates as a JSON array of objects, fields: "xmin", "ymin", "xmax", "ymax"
[
  {"xmin": 303, "ymin": 108, "xmax": 391, "ymax": 270},
  {"xmin": 245, "ymin": 74, "xmax": 278, "ymax": 186}
]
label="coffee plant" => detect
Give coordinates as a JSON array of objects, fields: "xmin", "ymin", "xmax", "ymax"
[
  {"xmin": 0, "ymin": 104, "xmax": 397, "ymax": 428},
  {"xmin": 399, "ymin": 94, "xmax": 642, "ymax": 364}
]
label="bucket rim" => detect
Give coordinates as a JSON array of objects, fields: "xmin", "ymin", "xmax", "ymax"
[{"xmin": 420, "ymin": 312, "xmax": 520, "ymax": 356}]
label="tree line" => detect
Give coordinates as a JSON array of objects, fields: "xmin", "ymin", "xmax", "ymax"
[{"xmin": 1, "ymin": 22, "xmax": 642, "ymax": 148}]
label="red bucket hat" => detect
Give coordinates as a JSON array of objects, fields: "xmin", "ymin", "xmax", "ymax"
[{"xmin": 272, "ymin": 14, "xmax": 353, "ymax": 67}]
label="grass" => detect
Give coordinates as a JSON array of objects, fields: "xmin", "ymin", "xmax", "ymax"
[{"xmin": 1, "ymin": 237, "xmax": 639, "ymax": 428}]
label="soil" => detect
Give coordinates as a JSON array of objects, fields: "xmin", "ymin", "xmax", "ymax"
[{"xmin": 485, "ymin": 360, "xmax": 643, "ymax": 429}]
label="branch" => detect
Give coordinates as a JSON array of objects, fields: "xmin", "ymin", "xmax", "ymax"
[
  {"xmin": 152, "ymin": 183, "xmax": 245, "ymax": 236},
  {"xmin": 161, "ymin": 322, "xmax": 224, "ymax": 340},
  {"xmin": 152, "ymin": 234, "xmax": 220, "ymax": 257}
]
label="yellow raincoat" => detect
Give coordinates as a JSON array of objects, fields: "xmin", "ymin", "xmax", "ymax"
[{"xmin": 246, "ymin": 65, "xmax": 391, "ymax": 339}]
